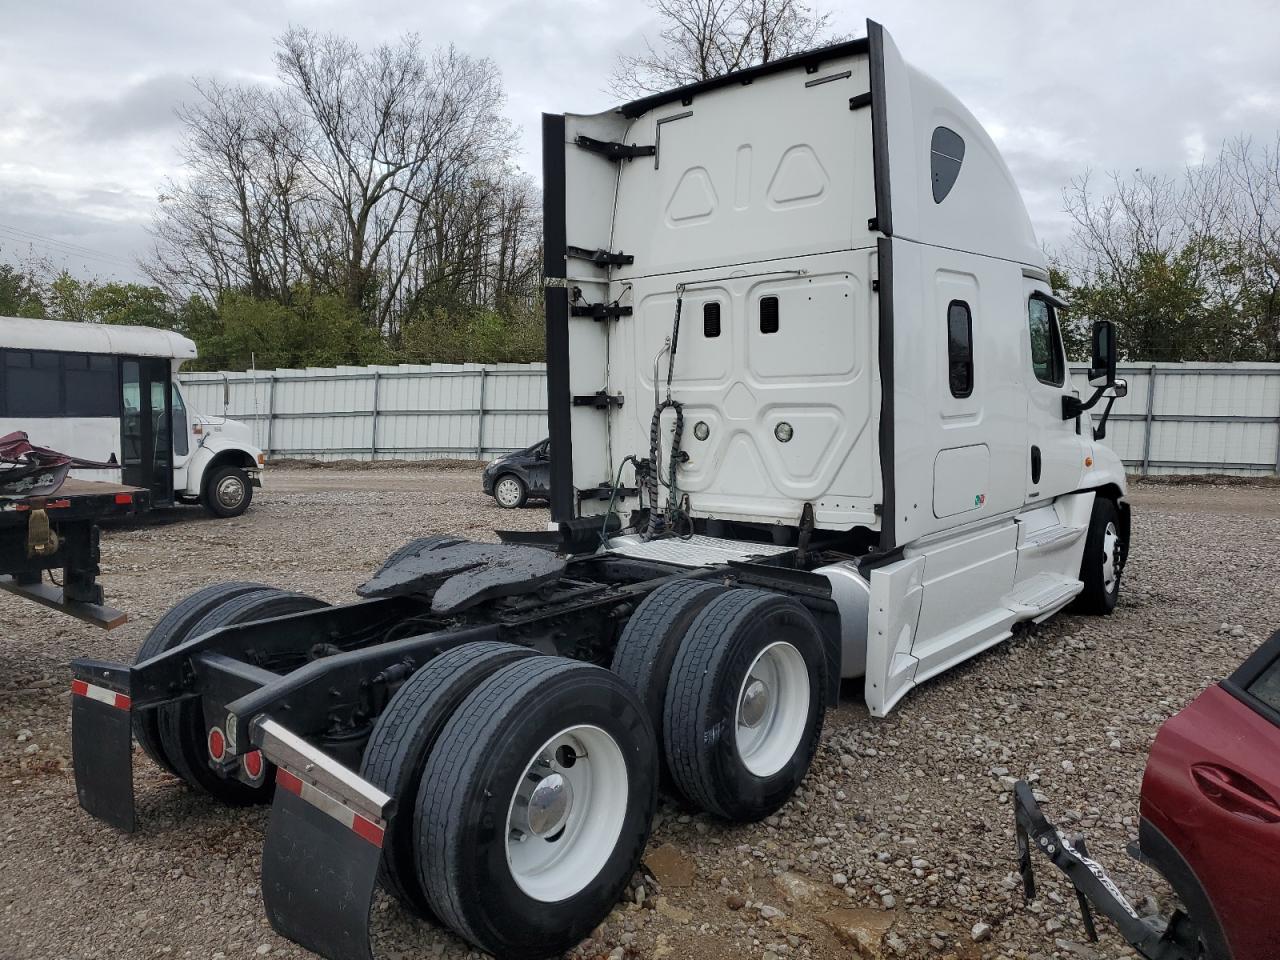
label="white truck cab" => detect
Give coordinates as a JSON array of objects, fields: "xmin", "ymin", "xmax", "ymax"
[
  {"xmin": 0, "ymin": 316, "xmax": 264, "ymax": 517},
  {"xmin": 545, "ymin": 20, "xmax": 1130, "ymax": 716}
]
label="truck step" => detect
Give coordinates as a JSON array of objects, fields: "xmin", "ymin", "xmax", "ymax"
[
  {"xmin": 1002, "ymin": 573, "xmax": 1083, "ymax": 617},
  {"xmin": 1019, "ymin": 522, "xmax": 1085, "ymax": 552}
]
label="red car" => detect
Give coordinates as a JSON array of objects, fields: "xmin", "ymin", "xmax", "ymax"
[{"xmin": 1015, "ymin": 627, "xmax": 1280, "ymax": 960}]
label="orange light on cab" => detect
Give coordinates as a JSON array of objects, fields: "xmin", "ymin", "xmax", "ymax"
[{"xmin": 1084, "ymin": 456, "xmax": 1093, "ymax": 467}]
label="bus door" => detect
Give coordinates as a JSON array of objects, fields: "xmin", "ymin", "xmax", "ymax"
[{"xmin": 121, "ymin": 357, "xmax": 173, "ymax": 502}]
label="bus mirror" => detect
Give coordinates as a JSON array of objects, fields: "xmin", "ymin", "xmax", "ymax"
[{"xmin": 1089, "ymin": 321, "xmax": 1117, "ymax": 386}]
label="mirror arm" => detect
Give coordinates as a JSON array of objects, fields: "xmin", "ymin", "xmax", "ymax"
[
  {"xmin": 1092, "ymin": 394, "xmax": 1118, "ymax": 442},
  {"xmin": 1061, "ymin": 384, "xmax": 1107, "ymax": 420}
]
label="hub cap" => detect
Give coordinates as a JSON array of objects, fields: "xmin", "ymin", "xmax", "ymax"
[
  {"xmin": 495, "ymin": 477, "xmax": 523, "ymax": 507},
  {"xmin": 1101, "ymin": 521, "xmax": 1120, "ymax": 592},
  {"xmin": 216, "ymin": 475, "xmax": 246, "ymax": 510},
  {"xmin": 735, "ymin": 642, "xmax": 810, "ymax": 778},
  {"xmin": 505, "ymin": 725, "xmax": 627, "ymax": 902}
]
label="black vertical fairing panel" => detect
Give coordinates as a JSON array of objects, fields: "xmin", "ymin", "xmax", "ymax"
[{"xmin": 541, "ymin": 113, "xmax": 574, "ymax": 523}]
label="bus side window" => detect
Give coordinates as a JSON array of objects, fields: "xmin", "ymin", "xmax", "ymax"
[
  {"xmin": 5, "ymin": 350, "xmax": 60, "ymax": 416},
  {"xmin": 171, "ymin": 384, "xmax": 188, "ymax": 456},
  {"xmin": 64, "ymin": 354, "xmax": 119, "ymax": 417}
]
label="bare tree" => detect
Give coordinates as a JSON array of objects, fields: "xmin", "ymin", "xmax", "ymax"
[
  {"xmin": 611, "ymin": 0, "xmax": 842, "ymax": 97},
  {"xmin": 147, "ymin": 29, "xmax": 541, "ymax": 343}
]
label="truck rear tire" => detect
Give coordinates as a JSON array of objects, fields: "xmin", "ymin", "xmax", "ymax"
[
  {"xmin": 158, "ymin": 588, "xmax": 328, "ymax": 804},
  {"xmin": 414, "ymin": 657, "xmax": 657, "ymax": 960},
  {"xmin": 133, "ymin": 581, "xmax": 267, "ymax": 778},
  {"xmin": 359, "ymin": 640, "xmax": 537, "ymax": 917},
  {"xmin": 664, "ymin": 589, "xmax": 827, "ymax": 822},
  {"xmin": 610, "ymin": 577, "xmax": 726, "ymax": 782},
  {"xmin": 1073, "ymin": 497, "xmax": 1124, "ymax": 615},
  {"xmin": 202, "ymin": 464, "xmax": 253, "ymax": 518}
]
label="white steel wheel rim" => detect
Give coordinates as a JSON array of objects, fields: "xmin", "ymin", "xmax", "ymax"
[
  {"xmin": 1102, "ymin": 521, "xmax": 1119, "ymax": 592},
  {"xmin": 216, "ymin": 475, "xmax": 245, "ymax": 509},
  {"xmin": 495, "ymin": 477, "xmax": 522, "ymax": 507},
  {"xmin": 735, "ymin": 641, "xmax": 810, "ymax": 778},
  {"xmin": 505, "ymin": 724, "xmax": 628, "ymax": 902}
]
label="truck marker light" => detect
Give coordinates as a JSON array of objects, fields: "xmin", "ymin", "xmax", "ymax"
[
  {"xmin": 208, "ymin": 727, "xmax": 227, "ymax": 761},
  {"xmin": 275, "ymin": 767, "xmax": 385, "ymax": 848},
  {"xmin": 775, "ymin": 422, "xmax": 794, "ymax": 443},
  {"xmin": 693, "ymin": 421, "xmax": 710, "ymax": 441},
  {"xmin": 242, "ymin": 749, "xmax": 265, "ymax": 782},
  {"xmin": 71, "ymin": 678, "xmax": 131, "ymax": 711},
  {"xmin": 114, "ymin": 493, "xmax": 133, "ymax": 505},
  {"xmin": 1084, "ymin": 456, "xmax": 1093, "ymax": 467}
]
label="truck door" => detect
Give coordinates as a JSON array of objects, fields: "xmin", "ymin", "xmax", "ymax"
[
  {"xmin": 121, "ymin": 357, "xmax": 173, "ymax": 503},
  {"xmin": 1022, "ymin": 288, "xmax": 1083, "ymax": 503}
]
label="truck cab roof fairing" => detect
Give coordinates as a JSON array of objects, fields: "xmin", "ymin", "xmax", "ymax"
[{"xmin": 543, "ymin": 20, "xmax": 1052, "ymax": 534}]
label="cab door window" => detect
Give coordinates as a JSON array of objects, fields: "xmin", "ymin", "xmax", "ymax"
[
  {"xmin": 171, "ymin": 383, "xmax": 189, "ymax": 457},
  {"xmin": 1027, "ymin": 297, "xmax": 1065, "ymax": 386}
]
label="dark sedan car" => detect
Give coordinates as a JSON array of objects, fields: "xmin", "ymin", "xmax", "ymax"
[{"xmin": 482, "ymin": 438, "xmax": 551, "ymax": 508}]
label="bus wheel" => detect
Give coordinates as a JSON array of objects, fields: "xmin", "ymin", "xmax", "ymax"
[{"xmin": 203, "ymin": 463, "xmax": 252, "ymax": 518}]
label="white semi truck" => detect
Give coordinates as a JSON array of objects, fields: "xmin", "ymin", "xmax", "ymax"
[{"xmin": 68, "ymin": 21, "xmax": 1130, "ymax": 960}]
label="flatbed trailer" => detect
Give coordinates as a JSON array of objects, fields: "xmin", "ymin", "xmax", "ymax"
[{"xmin": 0, "ymin": 477, "xmax": 150, "ymax": 627}]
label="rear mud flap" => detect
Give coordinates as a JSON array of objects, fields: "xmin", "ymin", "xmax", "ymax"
[
  {"xmin": 70, "ymin": 665, "xmax": 135, "ymax": 832},
  {"xmin": 256, "ymin": 718, "xmax": 391, "ymax": 960}
]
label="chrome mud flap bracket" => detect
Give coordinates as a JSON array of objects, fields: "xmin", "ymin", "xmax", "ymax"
[
  {"xmin": 1012, "ymin": 781, "xmax": 1197, "ymax": 960},
  {"xmin": 254, "ymin": 718, "xmax": 392, "ymax": 960},
  {"xmin": 70, "ymin": 657, "xmax": 136, "ymax": 832}
]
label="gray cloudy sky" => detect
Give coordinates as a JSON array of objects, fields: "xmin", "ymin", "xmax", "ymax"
[{"xmin": 1, "ymin": 0, "xmax": 1277, "ymax": 282}]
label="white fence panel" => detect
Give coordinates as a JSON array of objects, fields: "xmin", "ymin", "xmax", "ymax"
[
  {"xmin": 179, "ymin": 361, "xmax": 1279, "ymax": 474},
  {"xmin": 179, "ymin": 363, "xmax": 549, "ymax": 462}
]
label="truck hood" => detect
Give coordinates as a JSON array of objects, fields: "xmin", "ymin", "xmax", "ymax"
[{"xmin": 194, "ymin": 413, "xmax": 255, "ymax": 448}]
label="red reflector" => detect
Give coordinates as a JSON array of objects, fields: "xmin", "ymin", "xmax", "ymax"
[
  {"xmin": 114, "ymin": 693, "xmax": 132, "ymax": 710},
  {"xmin": 207, "ymin": 727, "xmax": 226, "ymax": 761},
  {"xmin": 352, "ymin": 814, "xmax": 385, "ymax": 848},
  {"xmin": 114, "ymin": 493, "xmax": 133, "ymax": 505},
  {"xmin": 243, "ymin": 750, "xmax": 264, "ymax": 779},
  {"xmin": 48, "ymin": 499, "xmax": 70, "ymax": 509},
  {"xmin": 276, "ymin": 767, "xmax": 303, "ymax": 796},
  {"xmin": 71, "ymin": 679, "xmax": 88, "ymax": 697}
]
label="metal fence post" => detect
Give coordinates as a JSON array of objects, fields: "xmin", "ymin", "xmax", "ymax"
[
  {"xmin": 369, "ymin": 371, "xmax": 381, "ymax": 462},
  {"xmin": 476, "ymin": 368, "xmax": 488, "ymax": 460},
  {"xmin": 1274, "ymin": 387, "xmax": 1280, "ymax": 476},
  {"xmin": 265, "ymin": 375, "xmax": 276, "ymax": 460},
  {"xmin": 1141, "ymin": 364, "xmax": 1157, "ymax": 475}
]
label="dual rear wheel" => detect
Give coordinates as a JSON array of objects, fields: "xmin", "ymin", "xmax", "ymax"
[
  {"xmin": 362, "ymin": 643, "xmax": 656, "ymax": 960},
  {"xmin": 612, "ymin": 583, "xmax": 829, "ymax": 822}
]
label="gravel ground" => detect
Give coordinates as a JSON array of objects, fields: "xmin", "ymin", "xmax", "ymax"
[{"xmin": 1, "ymin": 466, "xmax": 1277, "ymax": 960}]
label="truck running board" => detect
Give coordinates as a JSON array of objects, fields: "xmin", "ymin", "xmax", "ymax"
[{"xmin": 1002, "ymin": 574, "xmax": 1083, "ymax": 618}]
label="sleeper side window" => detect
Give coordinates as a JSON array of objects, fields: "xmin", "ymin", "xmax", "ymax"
[
  {"xmin": 930, "ymin": 127, "xmax": 965, "ymax": 203},
  {"xmin": 946, "ymin": 300, "xmax": 973, "ymax": 398},
  {"xmin": 1027, "ymin": 297, "xmax": 1065, "ymax": 387}
]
